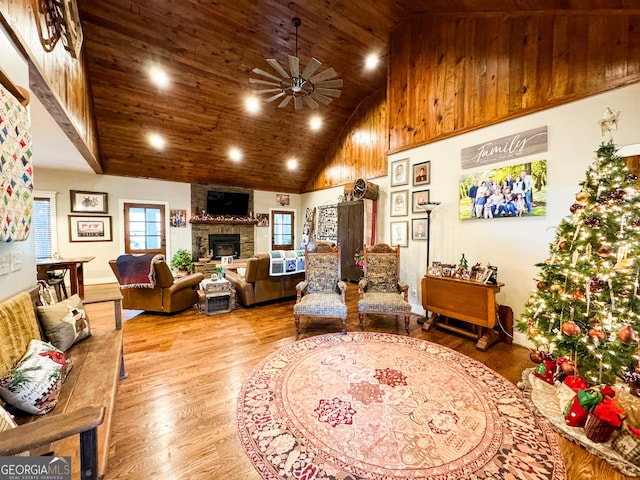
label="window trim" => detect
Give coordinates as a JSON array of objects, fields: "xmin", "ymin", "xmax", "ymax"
[
  {"xmin": 119, "ymin": 198, "xmax": 170, "ymax": 255},
  {"xmin": 33, "ymin": 190, "xmax": 58, "ymax": 257},
  {"xmin": 270, "ymin": 208, "xmax": 295, "ymax": 250}
]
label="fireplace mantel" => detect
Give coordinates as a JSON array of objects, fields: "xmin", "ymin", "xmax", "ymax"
[{"xmin": 191, "ymin": 219, "xmax": 258, "ymax": 225}]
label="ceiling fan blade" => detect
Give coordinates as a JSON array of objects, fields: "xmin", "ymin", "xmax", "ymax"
[
  {"xmin": 277, "ymin": 96, "xmax": 293, "ymax": 108},
  {"xmin": 301, "ymin": 58, "xmax": 321, "ymax": 79},
  {"xmin": 288, "ymin": 55, "xmax": 300, "ymax": 78},
  {"xmin": 309, "ymin": 92, "xmax": 333, "ymax": 105},
  {"xmin": 315, "ymin": 79, "xmax": 343, "ymax": 89},
  {"xmin": 265, "ymin": 91, "xmax": 287, "ymax": 103},
  {"xmin": 315, "ymin": 88, "xmax": 342, "ymax": 98},
  {"xmin": 253, "ymin": 88, "xmax": 284, "ymax": 94},
  {"xmin": 294, "ymin": 96, "xmax": 303, "ymax": 110},
  {"xmin": 266, "ymin": 59, "xmax": 290, "ymax": 79},
  {"xmin": 309, "ymin": 68, "xmax": 338, "ymax": 83},
  {"xmin": 249, "ymin": 78, "xmax": 281, "ymax": 86},
  {"xmin": 302, "ymin": 95, "xmax": 319, "ymax": 109},
  {"xmin": 252, "ymin": 67, "xmax": 283, "ymax": 83}
]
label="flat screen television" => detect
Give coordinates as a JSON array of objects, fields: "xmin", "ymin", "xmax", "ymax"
[{"xmin": 206, "ymin": 191, "xmax": 250, "ymax": 216}]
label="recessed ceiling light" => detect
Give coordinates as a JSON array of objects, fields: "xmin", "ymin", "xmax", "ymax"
[
  {"xmin": 309, "ymin": 115, "xmax": 322, "ymax": 131},
  {"xmin": 229, "ymin": 147, "xmax": 243, "ymax": 162},
  {"xmin": 364, "ymin": 53, "xmax": 379, "ymax": 71},
  {"xmin": 149, "ymin": 66, "xmax": 170, "ymax": 89},
  {"xmin": 287, "ymin": 158, "xmax": 298, "ymax": 170},
  {"xmin": 245, "ymin": 95, "xmax": 261, "ymax": 114},
  {"xmin": 148, "ymin": 132, "xmax": 166, "ymax": 150}
]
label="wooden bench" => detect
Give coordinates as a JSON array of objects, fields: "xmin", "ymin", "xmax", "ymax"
[{"xmin": 0, "ymin": 286, "xmax": 124, "ymax": 480}]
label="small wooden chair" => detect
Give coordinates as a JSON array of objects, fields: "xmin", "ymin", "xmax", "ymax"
[
  {"xmin": 358, "ymin": 243, "xmax": 411, "ymax": 333},
  {"xmin": 293, "ymin": 242, "xmax": 347, "ymax": 334}
]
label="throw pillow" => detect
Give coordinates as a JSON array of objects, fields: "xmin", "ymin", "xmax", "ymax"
[
  {"xmin": 0, "ymin": 339, "xmax": 72, "ymax": 415},
  {"xmin": 37, "ymin": 294, "xmax": 91, "ymax": 352}
]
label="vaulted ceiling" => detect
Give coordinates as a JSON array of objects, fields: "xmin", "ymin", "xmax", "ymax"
[{"xmin": 75, "ymin": 0, "xmax": 635, "ymax": 193}]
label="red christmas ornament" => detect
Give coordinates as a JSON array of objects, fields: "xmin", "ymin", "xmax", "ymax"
[
  {"xmin": 588, "ymin": 328, "xmax": 606, "ymax": 341},
  {"xmin": 560, "ymin": 362, "xmax": 576, "ymax": 375},
  {"xmin": 610, "ymin": 189, "xmax": 627, "ymax": 202},
  {"xmin": 529, "ymin": 351, "xmax": 543, "ymax": 364},
  {"xmin": 571, "ymin": 290, "xmax": 585, "ymax": 300},
  {"xmin": 627, "ymin": 174, "xmax": 638, "ymax": 183},
  {"xmin": 537, "ymin": 281, "xmax": 547, "ymax": 290},
  {"xmin": 561, "ymin": 321, "xmax": 581, "ymax": 336},
  {"xmin": 596, "ymin": 245, "xmax": 613, "ymax": 258},
  {"xmin": 569, "ymin": 203, "xmax": 584, "ymax": 214},
  {"xmin": 619, "ymin": 325, "xmax": 637, "ymax": 344}
]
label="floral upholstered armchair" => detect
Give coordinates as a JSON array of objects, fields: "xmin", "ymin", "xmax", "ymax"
[
  {"xmin": 293, "ymin": 242, "xmax": 347, "ymax": 334},
  {"xmin": 358, "ymin": 243, "xmax": 411, "ymax": 333}
]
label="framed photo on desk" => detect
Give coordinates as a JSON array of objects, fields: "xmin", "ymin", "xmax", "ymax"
[{"xmin": 69, "ymin": 215, "xmax": 113, "ymax": 242}]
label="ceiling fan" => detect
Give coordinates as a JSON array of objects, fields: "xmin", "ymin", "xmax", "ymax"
[{"xmin": 250, "ymin": 18, "xmax": 343, "ymax": 110}]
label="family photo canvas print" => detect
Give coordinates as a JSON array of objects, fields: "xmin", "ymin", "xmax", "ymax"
[{"xmin": 459, "ymin": 160, "xmax": 547, "ymax": 221}]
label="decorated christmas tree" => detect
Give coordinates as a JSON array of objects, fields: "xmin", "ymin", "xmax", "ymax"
[{"xmin": 517, "ymin": 109, "xmax": 640, "ymax": 387}]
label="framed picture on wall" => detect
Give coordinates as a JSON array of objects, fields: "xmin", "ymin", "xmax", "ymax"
[
  {"xmin": 68, "ymin": 215, "xmax": 113, "ymax": 242},
  {"xmin": 390, "ymin": 190, "xmax": 408, "ymax": 217},
  {"xmin": 412, "ymin": 190, "xmax": 431, "ymax": 213},
  {"xmin": 390, "ymin": 221, "xmax": 408, "ymax": 247},
  {"xmin": 412, "ymin": 218, "xmax": 428, "ymax": 240},
  {"xmin": 70, "ymin": 190, "xmax": 108, "ymax": 214},
  {"xmin": 413, "ymin": 161, "xmax": 431, "ymax": 186},
  {"xmin": 390, "ymin": 158, "xmax": 409, "ymax": 187}
]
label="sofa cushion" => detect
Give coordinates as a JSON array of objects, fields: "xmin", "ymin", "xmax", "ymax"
[
  {"xmin": 0, "ymin": 340, "xmax": 72, "ymax": 415},
  {"xmin": 37, "ymin": 295, "xmax": 91, "ymax": 352}
]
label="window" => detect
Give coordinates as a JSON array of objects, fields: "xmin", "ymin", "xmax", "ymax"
[
  {"xmin": 271, "ymin": 210, "xmax": 294, "ymax": 250},
  {"xmin": 124, "ymin": 203, "xmax": 166, "ymax": 255},
  {"xmin": 33, "ymin": 191, "xmax": 58, "ymax": 259}
]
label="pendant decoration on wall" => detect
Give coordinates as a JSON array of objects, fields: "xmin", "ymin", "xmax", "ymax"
[
  {"xmin": 0, "ymin": 84, "xmax": 33, "ymax": 242},
  {"xmin": 31, "ymin": 0, "xmax": 84, "ymax": 58}
]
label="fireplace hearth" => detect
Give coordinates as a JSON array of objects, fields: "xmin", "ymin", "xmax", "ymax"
[{"xmin": 209, "ymin": 234, "xmax": 241, "ymax": 259}]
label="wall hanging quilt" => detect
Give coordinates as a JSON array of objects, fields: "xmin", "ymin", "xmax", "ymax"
[{"xmin": 0, "ymin": 84, "xmax": 33, "ymax": 242}]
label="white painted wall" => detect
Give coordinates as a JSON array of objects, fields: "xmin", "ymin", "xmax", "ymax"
[
  {"xmin": 382, "ymin": 83, "xmax": 640, "ymax": 345},
  {"xmin": 0, "ymin": 25, "xmax": 36, "ymax": 299}
]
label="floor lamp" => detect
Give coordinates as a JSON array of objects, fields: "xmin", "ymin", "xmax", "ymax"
[{"xmin": 416, "ymin": 201, "xmax": 440, "ymax": 325}]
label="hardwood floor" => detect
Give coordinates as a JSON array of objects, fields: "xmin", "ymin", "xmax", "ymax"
[{"xmin": 83, "ymin": 283, "xmax": 632, "ymax": 480}]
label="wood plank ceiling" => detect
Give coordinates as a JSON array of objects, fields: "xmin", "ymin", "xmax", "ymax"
[{"xmin": 76, "ymin": 0, "xmax": 637, "ymax": 193}]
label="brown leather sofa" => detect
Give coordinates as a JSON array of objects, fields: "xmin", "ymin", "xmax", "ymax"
[
  {"xmin": 224, "ymin": 253, "xmax": 304, "ymax": 306},
  {"xmin": 109, "ymin": 258, "xmax": 204, "ymax": 313}
]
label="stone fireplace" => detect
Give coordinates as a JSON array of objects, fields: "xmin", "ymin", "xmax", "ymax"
[{"xmin": 191, "ymin": 184, "xmax": 256, "ymax": 260}]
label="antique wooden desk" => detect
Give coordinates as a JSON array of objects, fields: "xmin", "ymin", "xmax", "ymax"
[{"xmin": 421, "ymin": 274, "xmax": 505, "ymax": 351}]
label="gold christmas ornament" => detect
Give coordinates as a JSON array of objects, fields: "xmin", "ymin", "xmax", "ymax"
[{"xmin": 575, "ymin": 190, "xmax": 590, "ymax": 203}]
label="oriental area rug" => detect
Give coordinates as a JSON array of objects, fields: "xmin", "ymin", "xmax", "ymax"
[{"xmin": 237, "ymin": 332, "xmax": 566, "ymax": 480}]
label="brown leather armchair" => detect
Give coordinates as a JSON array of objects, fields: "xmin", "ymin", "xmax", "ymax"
[{"xmin": 109, "ymin": 257, "xmax": 204, "ymax": 313}]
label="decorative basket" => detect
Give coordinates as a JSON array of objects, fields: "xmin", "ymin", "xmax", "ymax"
[
  {"xmin": 612, "ymin": 426, "xmax": 640, "ymax": 466},
  {"xmin": 584, "ymin": 413, "xmax": 616, "ymax": 443}
]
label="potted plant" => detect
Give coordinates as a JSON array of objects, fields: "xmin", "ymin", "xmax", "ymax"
[{"xmin": 171, "ymin": 249, "xmax": 193, "ymax": 275}]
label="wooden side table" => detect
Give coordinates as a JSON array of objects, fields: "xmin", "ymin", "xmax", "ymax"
[{"xmin": 421, "ymin": 275, "xmax": 507, "ymax": 351}]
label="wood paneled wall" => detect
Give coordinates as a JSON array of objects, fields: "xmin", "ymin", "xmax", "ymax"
[
  {"xmin": 0, "ymin": 1, "xmax": 100, "ymax": 171},
  {"xmin": 304, "ymin": 89, "xmax": 387, "ymax": 192},
  {"xmin": 388, "ymin": 12, "xmax": 640, "ymax": 153}
]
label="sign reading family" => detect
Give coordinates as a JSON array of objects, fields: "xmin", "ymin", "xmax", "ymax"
[{"xmin": 461, "ymin": 126, "xmax": 548, "ymax": 169}]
